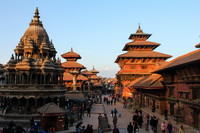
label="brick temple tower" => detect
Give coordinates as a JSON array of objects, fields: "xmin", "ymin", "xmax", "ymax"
[{"xmin": 115, "ymin": 25, "xmax": 171, "ymax": 97}]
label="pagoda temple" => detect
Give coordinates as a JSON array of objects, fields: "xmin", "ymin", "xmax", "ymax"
[
  {"xmin": 115, "ymin": 25, "xmax": 171, "ymax": 97},
  {"xmin": 61, "ymin": 48, "xmax": 88, "ymax": 91},
  {"xmin": 0, "ymin": 8, "xmax": 66, "ymax": 114},
  {"xmin": 89, "ymin": 67, "xmax": 103, "ymax": 91}
]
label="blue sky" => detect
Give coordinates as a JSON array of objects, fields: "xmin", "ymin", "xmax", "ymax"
[{"xmin": 0, "ymin": 1, "xmax": 200, "ymax": 78}]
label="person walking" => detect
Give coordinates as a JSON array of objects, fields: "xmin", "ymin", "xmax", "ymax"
[
  {"xmin": 145, "ymin": 114, "xmax": 150, "ymax": 130},
  {"xmin": 98, "ymin": 114, "xmax": 102, "ymax": 127},
  {"xmin": 150, "ymin": 116, "xmax": 154, "ymax": 131},
  {"xmin": 167, "ymin": 121, "xmax": 173, "ymax": 133},
  {"xmin": 87, "ymin": 107, "xmax": 91, "ymax": 117},
  {"xmin": 111, "ymin": 109, "xmax": 114, "ymax": 117},
  {"xmin": 132, "ymin": 112, "xmax": 139, "ymax": 125},
  {"xmin": 164, "ymin": 108, "xmax": 168, "ymax": 120},
  {"xmin": 113, "ymin": 108, "xmax": 118, "ymax": 116},
  {"xmin": 138, "ymin": 114, "xmax": 143, "ymax": 128},
  {"xmin": 152, "ymin": 116, "xmax": 158, "ymax": 133},
  {"xmin": 178, "ymin": 125, "xmax": 185, "ymax": 133},
  {"xmin": 127, "ymin": 122, "xmax": 133, "ymax": 133},
  {"xmin": 161, "ymin": 121, "xmax": 167, "ymax": 133},
  {"xmin": 113, "ymin": 114, "xmax": 118, "ymax": 127}
]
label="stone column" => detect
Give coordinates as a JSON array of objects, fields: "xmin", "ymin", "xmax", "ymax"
[
  {"xmin": 22, "ymin": 74, "xmax": 24, "ymax": 84},
  {"xmin": 30, "ymin": 73, "xmax": 32, "ymax": 84},
  {"xmin": 70, "ymin": 70, "xmax": 80, "ymax": 91},
  {"xmin": 44, "ymin": 74, "xmax": 46, "ymax": 84},
  {"xmin": 35, "ymin": 99, "xmax": 37, "ymax": 111},
  {"xmin": 27, "ymin": 73, "xmax": 30, "ymax": 84},
  {"xmin": 18, "ymin": 99, "xmax": 20, "ymax": 106}
]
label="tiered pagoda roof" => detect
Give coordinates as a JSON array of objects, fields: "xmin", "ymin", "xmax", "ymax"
[
  {"xmin": 62, "ymin": 48, "xmax": 87, "ymax": 82},
  {"xmin": 61, "ymin": 48, "xmax": 81, "ymax": 61},
  {"xmin": 115, "ymin": 25, "xmax": 171, "ymax": 63},
  {"xmin": 115, "ymin": 25, "xmax": 171, "ymax": 97},
  {"xmin": 61, "ymin": 48, "xmax": 85, "ymax": 70},
  {"xmin": 81, "ymin": 69, "xmax": 93, "ymax": 76},
  {"xmin": 90, "ymin": 66, "xmax": 99, "ymax": 74}
]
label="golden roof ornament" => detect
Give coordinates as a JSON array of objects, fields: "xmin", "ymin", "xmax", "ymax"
[
  {"xmin": 70, "ymin": 47, "xmax": 73, "ymax": 52},
  {"xmin": 136, "ymin": 23, "xmax": 143, "ymax": 33}
]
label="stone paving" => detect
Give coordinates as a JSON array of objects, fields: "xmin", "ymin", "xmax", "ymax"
[
  {"xmin": 62, "ymin": 95, "xmax": 149, "ymax": 133},
  {"xmin": 59, "ymin": 94, "xmax": 200, "ymax": 133}
]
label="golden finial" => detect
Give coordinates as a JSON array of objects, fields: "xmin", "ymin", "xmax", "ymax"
[
  {"xmin": 136, "ymin": 23, "xmax": 143, "ymax": 33},
  {"xmin": 35, "ymin": 7, "xmax": 39, "ymax": 16},
  {"xmin": 70, "ymin": 47, "xmax": 73, "ymax": 52}
]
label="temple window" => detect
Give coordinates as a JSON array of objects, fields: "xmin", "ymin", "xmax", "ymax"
[
  {"xmin": 130, "ymin": 65, "xmax": 136, "ymax": 69},
  {"xmin": 185, "ymin": 92, "xmax": 190, "ymax": 99},
  {"xmin": 141, "ymin": 65, "xmax": 148, "ymax": 69},
  {"xmin": 168, "ymin": 86, "xmax": 175, "ymax": 97},
  {"xmin": 179, "ymin": 92, "xmax": 183, "ymax": 99},
  {"xmin": 193, "ymin": 89, "xmax": 200, "ymax": 99}
]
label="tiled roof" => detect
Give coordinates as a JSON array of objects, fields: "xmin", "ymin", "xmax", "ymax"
[
  {"xmin": 77, "ymin": 74, "xmax": 88, "ymax": 81},
  {"xmin": 123, "ymin": 41, "xmax": 160, "ymax": 50},
  {"xmin": 129, "ymin": 74, "xmax": 163, "ymax": 89},
  {"xmin": 154, "ymin": 49, "xmax": 200, "ymax": 72},
  {"xmin": 37, "ymin": 102, "xmax": 66, "ymax": 116},
  {"xmin": 61, "ymin": 51, "xmax": 81, "ymax": 59},
  {"xmin": 90, "ymin": 75, "xmax": 100, "ymax": 79},
  {"xmin": 115, "ymin": 51, "xmax": 171, "ymax": 63},
  {"xmin": 93, "ymin": 82, "xmax": 103, "ymax": 87},
  {"xmin": 81, "ymin": 70, "xmax": 93, "ymax": 75},
  {"xmin": 195, "ymin": 43, "xmax": 200, "ymax": 48},
  {"xmin": 63, "ymin": 72, "xmax": 73, "ymax": 81},
  {"xmin": 63, "ymin": 72, "xmax": 88, "ymax": 81},
  {"xmin": 90, "ymin": 68, "xmax": 99, "ymax": 73},
  {"xmin": 118, "ymin": 51, "xmax": 172, "ymax": 58},
  {"xmin": 118, "ymin": 71, "xmax": 151, "ymax": 75},
  {"xmin": 62, "ymin": 61, "xmax": 85, "ymax": 68}
]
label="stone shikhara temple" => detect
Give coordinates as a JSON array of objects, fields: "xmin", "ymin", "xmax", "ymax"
[{"xmin": 1, "ymin": 8, "xmax": 66, "ymax": 114}]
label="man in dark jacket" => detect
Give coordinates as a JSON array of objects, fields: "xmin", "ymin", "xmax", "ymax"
[{"xmin": 127, "ymin": 122, "xmax": 133, "ymax": 133}]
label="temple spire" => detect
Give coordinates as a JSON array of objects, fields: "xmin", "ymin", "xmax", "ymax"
[
  {"xmin": 30, "ymin": 7, "xmax": 42, "ymax": 26},
  {"xmin": 34, "ymin": 7, "xmax": 40, "ymax": 20},
  {"xmin": 136, "ymin": 23, "xmax": 143, "ymax": 33},
  {"xmin": 70, "ymin": 47, "xmax": 73, "ymax": 52}
]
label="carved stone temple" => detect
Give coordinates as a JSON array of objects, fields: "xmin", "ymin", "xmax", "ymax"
[{"xmin": 0, "ymin": 8, "xmax": 66, "ymax": 115}]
